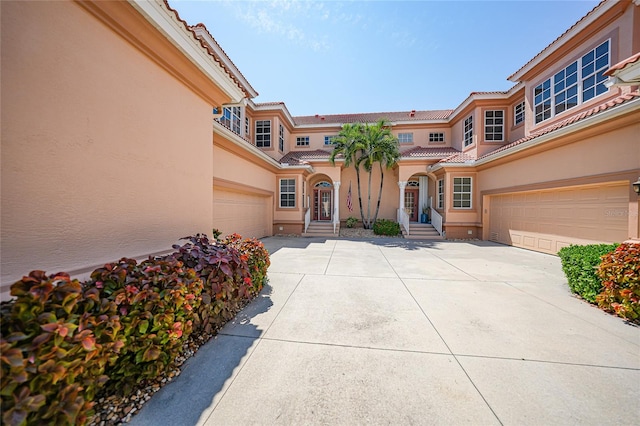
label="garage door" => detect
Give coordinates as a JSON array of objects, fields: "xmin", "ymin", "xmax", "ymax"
[
  {"xmin": 488, "ymin": 182, "xmax": 629, "ymax": 254},
  {"xmin": 213, "ymin": 187, "xmax": 271, "ymax": 239}
]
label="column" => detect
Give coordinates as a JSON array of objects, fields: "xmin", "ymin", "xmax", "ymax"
[
  {"xmin": 398, "ymin": 181, "xmax": 407, "ymax": 212},
  {"xmin": 333, "ymin": 181, "xmax": 341, "ymax": 224}
]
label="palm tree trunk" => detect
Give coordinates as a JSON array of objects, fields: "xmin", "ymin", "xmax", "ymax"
[
  {"xmin": 373, "ymin": 162, "xmax": 384, "ymax": 224},
  {"xmin": 355, "ymin": 165, "xmax": 366, "ymax": 227},
  {"xmin": 366, "ymin": 169, "xmax": 373, "ymax": 229}
]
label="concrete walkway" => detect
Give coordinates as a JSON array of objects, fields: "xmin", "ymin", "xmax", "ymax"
[{"xmin": 131, "ymin": 237, "xmax": 640, "ymax": 425}]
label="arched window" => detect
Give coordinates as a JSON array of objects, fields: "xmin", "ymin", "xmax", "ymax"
[
  {"xmin": 407, "ymin": 181, "xmax": 419, "ymax": 187},
  {"xmin": 314, "ymin": 181, "xmax": 332, "ymax": 188}
]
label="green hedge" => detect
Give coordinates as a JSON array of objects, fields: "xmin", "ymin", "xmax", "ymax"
[
  {"xmin": 0, "ymin": 233, "xmax": 270, "ymax": 426},
  {"xmin": 558, "ymin": 243, "xmax": 618, "ymax": 302},
  {"xmin": 373, "ymin": 219, "xmax": 400, "ymax": 236}
]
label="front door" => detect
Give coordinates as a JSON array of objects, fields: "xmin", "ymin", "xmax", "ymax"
[
  {"xmin": 314, "ymin": 189, "xmax": 332, "ymax": 221},
  {"xmin": 404, "ymin": 189, "xmax": 419, "ymax": 222}
]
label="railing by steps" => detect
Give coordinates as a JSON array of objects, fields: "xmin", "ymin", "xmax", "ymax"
[
  {"xmin": 431, "ymin": 207, "xmax": 443, "ymax": 237},
  {"xmin": 304, "ymin": 208, "xmax": 310, "ymax": 233},
  {"xmin": 397, "ymin": 208, "xmax": 410, "ymax": 236}
]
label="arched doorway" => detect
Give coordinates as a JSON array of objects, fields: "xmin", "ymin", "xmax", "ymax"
[{"xmin": 313, "ymin": 181, "xmax": 333, "ymax": 221}]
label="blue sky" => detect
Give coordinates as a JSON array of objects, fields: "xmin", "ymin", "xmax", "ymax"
[{"xmin": 170, "ymin": 0, "xmax": 600, "ymax": 116}]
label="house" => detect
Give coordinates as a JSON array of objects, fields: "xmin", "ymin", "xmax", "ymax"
[{"xmin": 1, "ymin": 0, "xmax": 639, "ymax": 298}]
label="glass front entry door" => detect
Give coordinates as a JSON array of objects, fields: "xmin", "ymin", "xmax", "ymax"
[
  {"xmin": 404, "ymin": 189, "xmax": 419, "ymax": 222},
  {"xmin": 313, "ymin": 189, "xmax": 332, "ymax": 221}
]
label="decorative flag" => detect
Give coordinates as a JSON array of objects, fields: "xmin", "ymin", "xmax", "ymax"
[{"xmin": 346, "ymin": 181, "xmax": 353, "ymax": 212}]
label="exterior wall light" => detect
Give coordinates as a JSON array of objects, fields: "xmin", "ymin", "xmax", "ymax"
[{"xmin": 633, "ymin": 177, "xmax": 640, "ymax": 195}]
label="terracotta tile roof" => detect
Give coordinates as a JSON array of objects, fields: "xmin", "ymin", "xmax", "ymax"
[
  {"xmin": 279, "ymin": 149, "xmax": 333, "ymax": 165},
  {"xmin": 401, "ymin": 146, "xmax": 460, "ymax": 159},
  {"xmin": 255, "ymin": 101, "xmax": 287, "ymax": 107},
  {"xmin": 477, "ymin": 91, "xmax": 640, "ymax": 161},
  {"xmin": 508, "ymin": 0, "xmax": 607, "ymax": 81},
  {"xmin": 604, "ymin": 52, "xmax": 640, "ymax": 76},
  {"xmin": 161, "ymin": 1, "xmax": 257, "ymax": 97},
  {"xmin": 293, "ymin": 110, "xmax": 453, "ymax": 125},
  {"xmin": 439, "ymin": 152, "xmax": 476, "ymax": 164}
]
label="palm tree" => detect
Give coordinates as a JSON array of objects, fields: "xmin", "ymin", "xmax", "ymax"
[
  {"xmin": 330, "ymin": 123, "xmax": 367, "ymax": 226},
  {"xmin": 330, "ymin": 119, "xmax": 400, "ymax": 229}
]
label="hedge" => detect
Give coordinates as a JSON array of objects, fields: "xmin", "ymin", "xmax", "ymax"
[
  {"xmin": 0, "ymin": 233, "xmax": 270, "ymax": 426},
  {"xmin": 557, "ymin": 243, "xmax": 618, "ymax": 302}
]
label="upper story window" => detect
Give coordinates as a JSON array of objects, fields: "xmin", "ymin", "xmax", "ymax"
[
  {"xmin": 452, "ymin": 177, "xmax": 472, "ymax": 209},
  {"xmin": 221, "ymin": 106, "xmax": 241, "ymax": 134},
  {"xmin": 437, "ymin": 179, "xmax": 444, "ymax": 209},
  {"xmin": 534, "ymin": 39, "xmax": 609, "ymax": 124},
  {"xmin": 279, "ymin": 178, "xmax": 296, "ymax": 208},
  {"xmin": 429, "ymin": 132, "xmax": 444, "ymax": 143},
  {"xmin": 279, "ymin": 124, "xmax": 284, "ymax": 152},
  {"xmin": 296, "ymin": 136, "xmax": 309, "ymax": 146},
  {"xmin": 514, "ymin": 101, "xmax": 525, "ymax": 126},
  {"xmin": 255, "ymin": 120, "xmax": 271, "ymax": 148},
  {"xmin": 324, "ymin": 135, "xmax": 337, "ymax": 145},
  {"xmin": 398, "ymin": 133, "xmax": 413, "ymax": 144},
  {"xmin": 484, "ymin": 110, "xmax": 504, "ymax": 141},
  {"xmin": 463, "ymin": 116, "xmax": 473, "ymax": 147},
  {"xmin": 245, "ymin": 117, "xmax": 250, "ymax": 137}
]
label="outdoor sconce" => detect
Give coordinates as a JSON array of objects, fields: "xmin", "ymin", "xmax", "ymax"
[{"xmin": 633, "ymin": 177, "xmax": 640, "ymax": 195}]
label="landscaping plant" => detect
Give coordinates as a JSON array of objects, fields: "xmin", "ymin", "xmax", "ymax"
[
  {"xmin": 373, "ymin": 219, "xmax": 401, "ymax": 236},
  {"xmin": 557, "ymin": 243, "xmax": 618, "ymax": 302},
  {"xmin": 345, "ymin": 216, "xmax": 358, "ymax": 228},
  {"xmin": 596, "ymin": 243, "xmax": 640, "ymax": 323}
]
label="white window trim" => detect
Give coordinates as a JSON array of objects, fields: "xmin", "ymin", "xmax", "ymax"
[
  {"xmin": 296, "ymin": 136, "xmax": 309, "ymax": 146},
  {"xmin": 514, "ymin": 101, "xmax": 525, "ymax": 126},
  {"xmin": 398, "ymin": 132, "xmax": 413, "ymax": 144},
  {"xmin": 437, "ymin": 179, "xmax": 444, "ymax": 209},
  {"xmin": 484, "ymin": 110, "xmax": 504, "ymax": 142},
  {"xmin": 279, "ymin": 124, "xmax": 284, "ymax": 152},
  {"xmin": 452, "ymin": 177, "xmax": 472, "ymax": 209},
  {"xmin": 463, "ymin": 116, "xmax": 473, "ymax": 147},
  {"xmin": 279, "ymin": 178, "xmax": 296, "ymax": 208},
  {"xmin": 324, "ymin": 135, "xmax": 337, "ymax": 145},
  {"xmin": 255, "ymin": 120, "xmax": 271, "ymax": 148},
  {"xmin": 533, "ymin": 39, "xmax": 610, "ymax": 124}
]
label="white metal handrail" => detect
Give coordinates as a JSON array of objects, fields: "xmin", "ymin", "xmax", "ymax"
[
  {"xmin": 304, "ymin": 207, "xmax": 311, "ymax": 233},
  {"xmin": 431, "ymin": 208, "xmax": 443, "ymax": 236},
  {"xmin": 397, "ymin": 208, "xmax": 410, "ymax": 235}
]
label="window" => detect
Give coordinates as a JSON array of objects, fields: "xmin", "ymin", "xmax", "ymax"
[
  {"xmin": 279, "ymin": 179, "xmax": 296, "ymax": 208},
  {"xmin": 221, "ymin": 106, "xmax": 241, "ymax": 134},
  {"xmin": 296, "ymin": 136, "xmax": 309, "ymax": 146},
  {"xmin": 463, "ymin": 116, "xmax": 473, "ymax": 147},
  {"xmin": 534, "ymin": 39, "xmax": 609, "ymax": 124},
  {"xmin": 452, "ymin": 177, "xmax": 472, "ymax": 209},
  {"xmin": 279, "ymin": 124, "xmax": 284, "ymax": 152},
  {"xmin": 437, "ymin": 179, "xmax": 444, "ymax": 209},
  {"xmin": 255, "ymin": 120, "xmax": 271, "ymax": 148},
  {"xmin": 398, "ymin": 133, "xmax": 413, "ymax": 144},
  {"xmin": 324, "ymin": 135, "xmax": 337, "ymax": 145},
  {"xmin": 484, "ymin": 110, "xmax": 504, "ymax": 141},
  {"xmin": 245, "ymin": 117, "xmax": 250, "ymax": 137},
  {"xmin": 429, "ymin": 132, "xmax": 444, "ymax": 143},
  {"xmin": 514, "ymin": 101, "xmax": 525, "ymax": 126},
  {"xmin": 582, "ymin": 40, "xmax": 609, "ymax": 102}
]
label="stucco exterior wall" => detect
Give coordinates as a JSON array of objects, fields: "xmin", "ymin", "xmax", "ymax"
[
  {"xmin": 338, "ymin": 166, "xmax": 400, "ymax": 222},
  {"xmin": 1, "ymin": 1, "xmax": 215, "ymax": 293}
]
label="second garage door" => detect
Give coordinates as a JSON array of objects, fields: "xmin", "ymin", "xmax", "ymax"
[
  {"xmin": 213, "ymin": 187, "xmax": 272, "ymax": 239},
  {"xmin": 488, "ymin": 182, "xmax": 629, "ymax": 254}
]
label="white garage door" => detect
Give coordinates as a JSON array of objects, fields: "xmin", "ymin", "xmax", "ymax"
[
  {"xmin": 489, "ymin": 182, "xmax": 629, "ymax": 254},
  {"xmin": 213, "ymin": 187, "xmax": 271, "ymax": 239}
]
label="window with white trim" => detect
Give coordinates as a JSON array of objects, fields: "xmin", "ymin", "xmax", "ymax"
[
  {"xmin": 463, "ymin": 116, "xmax": 473, "ymax": 147},
  {"xmin": 514, "ymin": 101, "xmax": 525, "ymax": 126},
  {"xmin": 279, "ymin": 178, "xmax": 296, "ymax": 208},
  {"xmin": 429, "ymin": 132, "xmax": 444, "ymax": 143},
  {"xmin": 255, "ymin": 120, "xmax": 271, "ymax": 148},
  {"xmin": 452, "ymin": 177, "xmax": 472, "ymax": 209},
  {"xmin": 279, "ymin": 124, "xmax": 284, "ymax": 152},
  {"xmin": 398, "ymin": 133, "xmax": 413, "ymax": 144},
  {"xmin": 324, "ymin": 135, "xmax": 337, "ymax": 145},
  {"xmin": 220, "ymin": 106, "xmax": 241, "ymax": 134},
  {"xmin": 534, "ymin": 39, "xmax": 609, "ymax": 124},
  {"xmin": 296, "ymin": 136, "xmax": 309, "ymax": 146},
  {"xmin": 245, "ymin": 117, "xmax": 250, "ymax": 137},
  {"xmin": 437, "ymin": 179, "xmax": 444, "ymax": 209},
  {"xmin": 484, "ymin": 110, "xmax": 504, "ymax": 141}
]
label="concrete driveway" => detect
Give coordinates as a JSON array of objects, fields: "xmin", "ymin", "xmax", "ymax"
[{"xmin": 131, "ymin": 237, "xmax": 640, "ymax": 425}]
